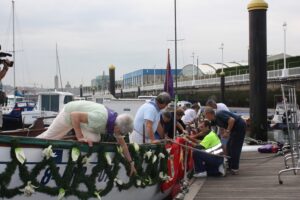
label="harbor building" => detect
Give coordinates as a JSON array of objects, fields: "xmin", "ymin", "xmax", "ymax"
[{"xmin": 123, "ymin": 68, "xmax": 181, "ymax": 89}]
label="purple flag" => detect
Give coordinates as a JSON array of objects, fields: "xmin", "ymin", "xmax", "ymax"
[{"xmin": 164, "ymin": 49, "xmax": 174, "ymax": 98}]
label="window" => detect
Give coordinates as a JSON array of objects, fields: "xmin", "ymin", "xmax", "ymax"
[
  {"xmin": 64, "ymin": 95, "xmax": 74, "ymax": 104},
  {"xmin": 41, "ymin": 95, "xmax": 59, "ymax": 112}
]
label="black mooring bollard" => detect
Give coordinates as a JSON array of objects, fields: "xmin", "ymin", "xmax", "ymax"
[
  {"xmin": 248, "ymin": 0, "xmax": 268, "ymax": 141},
  {"xmin": 109, "ymin": 65, "xmax": 116, "ymax": 97}
]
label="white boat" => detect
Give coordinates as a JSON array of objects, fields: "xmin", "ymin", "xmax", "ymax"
[
  {"xmin": 103, "ymin": 98, "xmax": 149, "ymax": 118},
  {"xmin": 270, "ymin": 102, "xmax": 300, "ymax": 129},
  {"xmin": 21, "ymin": 91, "xmax": 74, "ymax": 126},
  {"xmin": 2, "ymin": 95, "xmax": 25, "ymax": 114},
  {"xmin": 0, "ymin": 135, "xmax": 176, "ymax": 200}
]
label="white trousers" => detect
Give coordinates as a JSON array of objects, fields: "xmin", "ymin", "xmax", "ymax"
[
  {"xmin": 129, "ymin": 130, "xmax": 151, "ymax": 144},
  {"xmin": 36, "ymin": 108, "xmax": 101, "ymax": 142},
  {"xmin": 0, "ymin": 107, "xmax": 2, "ymax": 128}
]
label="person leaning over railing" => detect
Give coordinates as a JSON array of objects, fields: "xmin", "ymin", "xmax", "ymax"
[
  {"xmin": 36, "ymin": 100, "xmax": 137, "ymax": 176},
  {"xmin": 182, "ymin": 120, "xmax": 225, "ymax": 178},
  {"xmin": 155, "ymin": 108, "xmax": 188, "ymax": 140},
  {"xmin": 130, "ymin": 92, "xmax": 171, "ymax": 144},
  {"xmin": 204, "ymin": 107, "xmax": 246, "ymax": 175}
]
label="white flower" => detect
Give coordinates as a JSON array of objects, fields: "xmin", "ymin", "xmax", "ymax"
[
  {"xmin": 136, "ymin": 179, "xmax": 141, "ymax": 186},
  {"xmin": 15, "ymin": 147, "xmax": 26, "ymax": 164},
  {"xmin": 144, "ymin": 150, "xmax": 152, "ymax": 160},
  {"xmin": 71, "ymin": 147, "xmax": 80, "ymax": 162},
  {"xmin": 159, "ymin": 172, "xmax": 171, "ymax": 181},
  {"xmin": 58, "ymin": 188, "xmax": 65, "ymax": 200},
  {"xmin": 166, "ymin": 148, "xmax": 171, "ymax": 155},
  {"xmin": 152, "ymin": 155, "xmax": 157, "ymax": 163},
  {"xmin": 105, "ymin": 153, "xmax": 112, "ymax": 166},
  {"xmin": 19, "ymin": 181, "xmax": 38, "ymax": 197},
  {"xmin": 94, "ymin": 191, "xmax": 102, "ymax": 200},
  {"xmin": 133, "ymin": 143, "xmax": 140, "ymax": 152},
  {"xmin": 114, "ymin": 178, "xmax": 123, "ymax": 185},
  {"xmin": 117, "ymin": 146, "xmax": 123, "ymax": 155},
  {"xmin": 158, "ymin": 153, "xmax": 165, "ymax": 159},
  {"xmin": 42, "ymin": 145, "xmax": 57, "ymax": 160},
  {"xmin": 81, "ymin": 156, "xmax": 90, "ymax": 167}
]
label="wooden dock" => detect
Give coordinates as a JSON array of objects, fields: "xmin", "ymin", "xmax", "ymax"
[{"xmin": 191, "ymin": 151, "xmax": 300, "ymax": 200}]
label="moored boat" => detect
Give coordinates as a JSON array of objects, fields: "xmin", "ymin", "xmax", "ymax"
[{"xmin": 0, "ymin": 134, "xmax": 186, "ymax": 200}]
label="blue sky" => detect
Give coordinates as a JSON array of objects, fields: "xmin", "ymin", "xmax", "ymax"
[{"xmin": 0, "ymin": 0, "xmax": 299, "ymax": 88}]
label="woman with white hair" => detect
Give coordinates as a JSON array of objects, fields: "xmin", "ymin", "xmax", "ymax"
[{"xmin": 37, "ymin": 101, "xmax": 136, "ymax": 176}]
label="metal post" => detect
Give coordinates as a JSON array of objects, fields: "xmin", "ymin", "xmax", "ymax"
[
  {"xmin": 109, "ymin": 65, "xmax": 116, "ymax": 97},
  {"xmin": 220, "ymin": 43, "xmax": 224, "ymax": 73},
  {"xmin": 197, "ymin": 56, "xmax": 199, "ymax": 79},
  {"xmin": 12, "ymin": 0, "xmax": 16, "ymax": 100},
  {"xmin": 282, "ymin": 22, "xmax": 288, "ymax": 77},
  {"xmin": 220, "ymin": 43, "xmax": 225, "ymax": 102},
  {"xmin": 192, "ymin": 52, "xmax": 195, "ymax": 85},
  {"xmin": 154, "ymin": 65, "xmax": 156, "ymax": 94},
  {"xmin": 248, "ymin": 0, "xmax": 268, "ymax": 141},
  {"xmin": 174, "ymin": 0, "xmax": 178, "ymax": 92}
]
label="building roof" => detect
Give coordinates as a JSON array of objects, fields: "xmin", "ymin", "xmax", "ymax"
[
  {"xmin": 181, "ymin": 64, "xmax": 205, "ymax": 77},
  {"xmin": 267, "ymin": 53, "xmax": 292, "ymax": 62}
]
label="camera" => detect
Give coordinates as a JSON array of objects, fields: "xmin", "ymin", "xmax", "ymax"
[{"xmin": 0, "ymin": 45, "xmax": 13, "ymax": 67}]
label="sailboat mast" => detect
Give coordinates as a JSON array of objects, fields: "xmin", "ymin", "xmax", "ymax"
[
  {"xmin": 12, "ymin": 0, "xmax": 16, "ymax": 94},
  {"xmin": 56, "ymin": 44, "xmax": 63, "ymax": 91},
  {"xmin": 174, "ymin": 0, "xmax": 178, "ymax": 92}
]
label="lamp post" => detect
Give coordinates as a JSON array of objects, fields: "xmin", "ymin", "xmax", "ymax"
[
  {"xmin": 220, "ymin": 43, "xmax": 224, "ymax": 73},
  {"xmin": 192, "ymin": 52, "xmax": 195, "ymax": 85},
  {"xmin": 219, "ymin": 43, "xmax": 225, "ymax": 103},
  {"xmin": 282, "ymin": 22, "xmax": 288, "ymax": 77},
  {"xmin": 153, "ymin": 65, "xmax": 156, "ymax": 95}
]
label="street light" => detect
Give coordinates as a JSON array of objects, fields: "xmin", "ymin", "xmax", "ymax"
[
  {"xmin": 282, "ymin": 22, "xmax": 287, "ymax": 77},
  {"xmin": 192, "ymin": 52, "xmax": 195, "ymax": 85},
  {"xmin": 219, "ymin": 42, "xmax": 225, "ymax": 103},
  {"xmin": 220, "ymin": 43, "xmax": 224, "ymax": 73}
]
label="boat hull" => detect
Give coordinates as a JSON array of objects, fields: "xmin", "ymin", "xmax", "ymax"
[{"xmin": 0, "ymin": 136, "xmax": 171, "ymax": 200}]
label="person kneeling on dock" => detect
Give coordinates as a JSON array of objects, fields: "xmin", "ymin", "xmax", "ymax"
[
  {"xmin": 183, "ymin": 120, "xmax": 225, "ymax": 178},
  {"xmin": 37, "ymin": 101, "xmax": 137, "ymax": 176}
]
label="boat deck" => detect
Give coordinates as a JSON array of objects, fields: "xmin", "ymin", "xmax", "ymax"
[{"xmin": 191, "ymin": 151, "xmax": 300, "ymax": 200}]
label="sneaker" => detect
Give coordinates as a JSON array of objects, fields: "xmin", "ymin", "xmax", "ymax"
[
  {"xmin": 230, "ymin": 169, "xmax": 239, "ymax": 175},
  {"xmin": 193, "ymin": 171, "xmax": 207, "ymax": 178},
  {"xmin": 218, "ymin": 163, "xmax": 226, "ymax": 177}
]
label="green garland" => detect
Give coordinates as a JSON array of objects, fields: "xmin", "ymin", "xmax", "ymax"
[{"xmin": 0, "ymin": 140, "xmax": 169, "ymax": 199}]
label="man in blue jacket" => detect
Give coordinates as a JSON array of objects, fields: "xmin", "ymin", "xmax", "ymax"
[{"xmin": 205, "ymin": 107, "xmax": 246, "ymax": 175}]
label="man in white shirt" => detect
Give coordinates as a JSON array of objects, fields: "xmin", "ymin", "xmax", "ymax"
[
  {"xmin": 206, "ymin": 99, "xmax": 229, "ymax": 112},
  {"xmin": 182, "ymin": 103, "xmax": 200, "ymax": 125}
]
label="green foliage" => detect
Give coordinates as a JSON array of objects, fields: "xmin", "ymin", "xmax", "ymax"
[{"xmin": 0, "ymin": 140, "xmax": 168, "ymax": 199}]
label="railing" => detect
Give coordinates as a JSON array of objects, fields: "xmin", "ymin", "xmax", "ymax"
[{"xmin": 114, "ymin": 66, "xmax": 300, "ymax": 93}]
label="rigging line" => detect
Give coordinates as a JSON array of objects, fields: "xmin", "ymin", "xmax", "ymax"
[{"xmin": 2, "ymin": 8, "xmax": 13, "ymax": 51}]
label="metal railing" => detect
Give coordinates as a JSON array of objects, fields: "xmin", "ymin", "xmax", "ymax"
[
  {"xmin": 278, "ymin": 84, "xmax": 300, "ymax": 184},
  {"xmin": 115, "ymin": 66, "xmax": 300, "ymax": 93}
]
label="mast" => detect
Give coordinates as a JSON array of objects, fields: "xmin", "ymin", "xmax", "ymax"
[
  {"xmin": 174, "ymin": 0, "xmax": 178, "ymax": 92},
  {"xmin": 56, "ymin": 44, "xmax": 63, "ymax": 91},
  {"xmin": 12, "ymin": 0, "xmax": 16, "ymax": 97}
]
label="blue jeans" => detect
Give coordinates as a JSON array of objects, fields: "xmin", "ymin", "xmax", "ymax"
[{"xmin": 193, "ymin": 149, "xmax": 224, "ymax": 176}]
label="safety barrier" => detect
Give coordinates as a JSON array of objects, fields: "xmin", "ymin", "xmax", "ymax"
[
  {"xmin": 117, "ymin": 67, "xmax": 300, "ymax": 93},
  {"xmin": 278, "ymin": 84, "xmax": 300, "ymax": 184}
]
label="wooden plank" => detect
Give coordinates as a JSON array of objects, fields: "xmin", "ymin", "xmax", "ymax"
[{"xmin": 194, "ymin": 151, "xmax": 300, "ymax": 200}]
